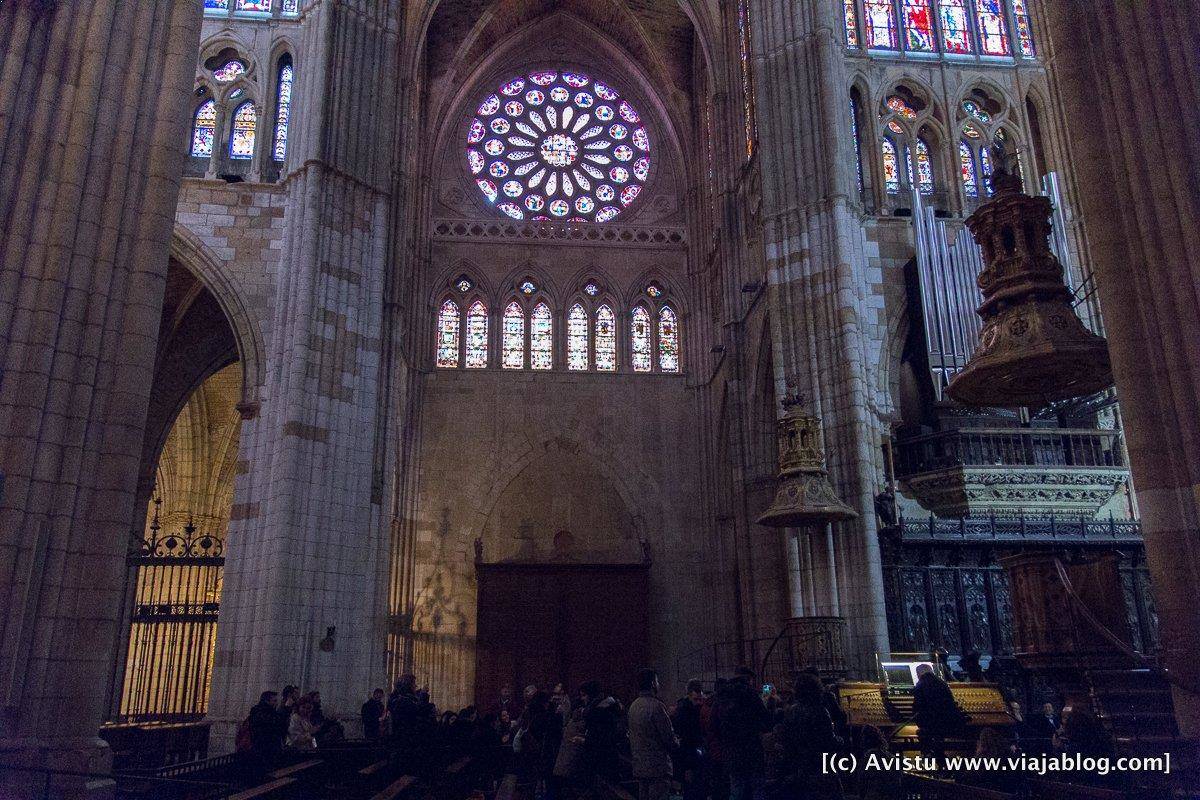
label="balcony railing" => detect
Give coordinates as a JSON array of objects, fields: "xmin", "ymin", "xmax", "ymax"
[
  {"xmin": 895, "ymin": 427, "xmax": 1125, "ymax": 476},
  {"xmin": 896, "ymin": 512, "xmax": 1142, "ymax": 544}
]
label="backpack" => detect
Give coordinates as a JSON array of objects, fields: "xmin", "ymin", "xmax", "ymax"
[{"xmin": 235, "ymin": 717, "xmax": 253, "ymax": 753}]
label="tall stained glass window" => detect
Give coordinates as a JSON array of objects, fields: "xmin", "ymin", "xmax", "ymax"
[
  {"xmin": 975, "ymin": 0, "xmax": 1010, "ymax": 55},
  {"xmin": 631, "ymin": 307, "xmax": 652, "ymax": 372},
  {"xmin": 531, "ymin": 303, "xmax": 553, "ymax": 370},
  {"xmin": 980, "ymin": 145, "xmax": 994, "ymax": 195},
  {"xmin": 465, "ymin": 300, "xmax": 488, "ymax": 368},
  {"xmin": 844, "ymin": 0, "xmax": 860, "ymax": 47},
  {"xmin": 436, "ymin": 300, "xmax": 460, "ymax": 368},
  {"xmin": 567, "ymin": 304, "xmax": 589, "ymax": 371},
  {"xmin": 205, "ymin": 0, "xmax": 230, "ymax": 9},
  {"xmin": 190, "ymin": 100, "xmax": 217, "ymax": 158},
  {"xmin": 960, "ymin": 140, "xmax": 979, "ymax": 197},
  {"xmin": 902, "ymin": 0, "xmax": 936, "ymax": 52},
  {"xmin": 273, "ymin": 60, "xmax": 293, "ymax": 163},
  {"xmin": 864, "ymin": 0, "xmax": 899, "ymax": 49},
  {"xmin": 658, "ymin": 306, "xmax": 680, "ymax": 373},
  {"xmin": 850, "ymin": 94, "xmax": 864, "ymax": 193},
  {"xmin": 738, "ymin": 0, "xmax": 757, "ymax": 158},
  {"xmin": 915, "ymin": 138, "xmax": 935, "ymax": 194},
  {"xmin": 1012, "ymin": 0, "xmax": 1035, "ymax": 56},
  {"xmin": 229, "ymin": 102, "xmax": 257, "ymax": 160},
  {"xmin": 596, "ymin": 305, "xmax": 617, "ymax": 372},
  {"xmin": 502, "ymin": 302, "xmax": 524, "ymax": 369},
  {"xmin": 882, "ymin": 137, "xmax": 901, "ymax": 194},
  {"xmin": 938, "ymin": 0, "xmax": 973, "ymax": 53},
  {"xmin": 236, "ymin": 0, "xmax": 272, "ymax": 12}
]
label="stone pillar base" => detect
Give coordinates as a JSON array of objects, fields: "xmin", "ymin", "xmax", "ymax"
[{"xmin": 0, "ymin": 736, "xmax": 114, "ymax": 799}]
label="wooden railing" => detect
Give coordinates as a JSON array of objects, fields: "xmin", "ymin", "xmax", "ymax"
[{"xmin": 895, "ymin": 427, "xmax": 1125, "ymax": 476}]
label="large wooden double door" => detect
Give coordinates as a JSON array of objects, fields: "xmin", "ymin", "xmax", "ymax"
[{"xmin": 475, "ymin": 562, "xmax": 650, "ymax": 705}]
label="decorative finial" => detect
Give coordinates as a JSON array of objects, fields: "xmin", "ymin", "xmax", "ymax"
[{"xmin": 987, "ymin": 137, "xmax": 1023, "ymax": 195}]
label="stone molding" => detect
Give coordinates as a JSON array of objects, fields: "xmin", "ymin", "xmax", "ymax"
[
  {"xmin": 432, "ymin": 218, "xmax": 687, "ymax": 250},
  {"xmin": 900, "ymin": 465, "xmax": 1129, "ymax": 518}
]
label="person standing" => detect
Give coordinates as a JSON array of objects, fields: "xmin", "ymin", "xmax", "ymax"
[
  {"xmin": 912, "ymin": 664, "xmax": 966, "ymax": 768},
  {"xmin": 361, "ymin": 688, "xmax": 388, "ymax": 740},
  {"xmin": 715, "ymin": 668, "xmax": 770, "ymax": 800},
  {"xmin": 247, "ymin": 691, "xmax": 283, "ymax": 777},
  {"xmin": 673, "ymin": 679, "xmax": 707, "ymax": 800},
  {"xmin": 628, "ymin": 669, "xmax": 679, "ymax": 800}
]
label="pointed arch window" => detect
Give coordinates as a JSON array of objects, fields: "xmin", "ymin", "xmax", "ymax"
[
  {"xmin": 190, "ymin": 100, "xmax": 217, "ymax": 158},
  {"xmin": 980, "ymin": 145, "xmax": 994, "ymax": 195},
  {"xmin": 914, "ymin": 138, "xmax": 935, "ymax": 194},
  {"xmin": 229, "ymin": 102, "xmax": 257, "ymax": 160},
  {"xmin": 975, "ymin": 0, "xmax": 1011, "ymax": 55},
  {"xmin": 530, "ymin": 302, "xmax": 553, "ymax": 370},
  {"xmin": 849, "ymin": 93, "xmax": 865, "ymax": 194},
  {"xmin": 960, "ymin": 140, "xmax": 979, "ymax": 197},
  {"xmin": 882, "ymin": 136, "xmax": 901, "ymax": 194},
  {"xmin": 596, "ymin": 305, "xmax": 617, "ymax": 372},
  {"xmin": 938, "ymin": 0, "xmax": 973, "ymax": 53},
  {"xmin": 273, "ymin": 58, "xmax": 294, "ymax": 163},
  {"xmin": 465, "ymin": 300, "xmax": 489, "ymax": 368},
  {"xmin": 1012, "ymin": 0, "xmax": 1035, "ymax": 57},
  {"xmin": 436, "ymin": 300, "xmax": 461, "ymax": 368},
  {"xmin": 864, "ymin": 0, "xmax": 899, "ymax": 49},
  {"xmin": 236, "ymin": 0, "xmax": 272, "ymax": 12},
  {"xmin": 502, "ymin": 302, "xmax": 525, "ymax": 369},
  {"xmin": 902, "ymin": 0, "xmax": 935, "ymax": 52},
  {"xmin": 658, "ymin": 306, "xmax": 680, "ymax": 373},
  {"xmin": 631, "ymin": 307, "xmax": 653, "ymax": 372},
  {"xmin": 843, "ymin": 0, "xmax": 860, "ymax": 47},
  {"xmin": 567, "ymin": 304, "xmax": 589, "ymax": 371}
]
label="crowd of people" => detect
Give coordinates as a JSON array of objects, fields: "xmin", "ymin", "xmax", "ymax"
[{"xmin": 237, "ymin": 665, "xmax": 1118, "ymax": 799}]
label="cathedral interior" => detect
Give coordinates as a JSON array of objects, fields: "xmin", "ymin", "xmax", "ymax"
[{"xmin": 2, "ymin": 0, "xmax": 1200, "ymax": 798}]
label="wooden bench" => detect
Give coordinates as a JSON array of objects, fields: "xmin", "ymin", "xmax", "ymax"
[
  {"xmin": 268, "ymin": 758, "xmax": 321, "ymax": 780},
  {"xmin": 358, "ymin": 758, "xmax": 388, "ymax": 777},
  {"xmin": 369, "ymin": 775, "xmax": 417, "ymax": 800},
  {"xmin": 445, "ymin": 756, "xmax": 470, "ymax": 775},
  {"xmin": 228, "ymin": 777, "xmax": 296, "ymax": 800},
  {"xmin": 494, "ymin": 774, "xmax": 518, "ymax": 800}
]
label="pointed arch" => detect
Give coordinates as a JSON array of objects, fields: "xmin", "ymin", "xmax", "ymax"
[
  {"xmin": 437, "ymin": 299, "xmax": 461, "ymax": 368},
  {"xmin": 567, "ymin": 303, "xmax": 589, "ymax": 371},
  {"xmin": 272, "ymin": 54, "xmax": 294, "ymax": 163},
  {"xmin": 465, "ymin": 300, "xmax": 489, "ymax": 368},
  {"xmin": 530, "ymin": 302, "xmax": 553, "ymax": 370},
  {"xmin": 228, "ymin": 101, "xmax": 257, "ymax": 159},
  {"xmin": 631, "ymin": 306, "xmax": 652, "ymax": 372},
  {"xmin": 191, "ymin": 99, "xmax": 217, "ymax": 157},
  {"xmin": 658, "ymin": 306, "xmax": 680, "ymax": 373},
  {"xmin": 502, "ymin": 301, "xmax": 525, "ymax": 369},
  {"xmin": 596, "ymin": 304, "xmax": 617, "ymax": 372}
]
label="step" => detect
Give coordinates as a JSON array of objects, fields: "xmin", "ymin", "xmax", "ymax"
[
  {"xmin": 369, "ymin": 775, "xmax": 417, "ymax": 800},
  {"xmin": 228, "ymin": 777, "xmax": 295, "ymax": 800}
]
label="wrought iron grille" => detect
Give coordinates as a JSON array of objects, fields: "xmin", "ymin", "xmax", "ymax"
[{"xmin": 114, "ymin": 520, "xmax": 224, "ymax": 723}]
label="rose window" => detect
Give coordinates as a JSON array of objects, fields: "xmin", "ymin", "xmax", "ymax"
[{"xmin": 465, "ymin": 69, "xmax": 652, "ymax": 223}]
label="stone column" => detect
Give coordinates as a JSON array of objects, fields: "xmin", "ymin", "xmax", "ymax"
[
  {"xmin": 0, "ymin": 0, "xmax": 202, "ymax": 794},
  {"xmin": 1039, "ymin": 0, "xmax": 1200, "ymax": 736},
  {"xmin": 750, "ymin": 0, "xmax": 889, "ymax": 670},
  {"xmin": 205, "ymin": 0, "xmax": 401, "ymax": 743}
]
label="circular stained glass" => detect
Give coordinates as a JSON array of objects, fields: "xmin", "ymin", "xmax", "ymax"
[{"xmin": 465, "ymin": 69, "xmax": 652, "ymax": 223}]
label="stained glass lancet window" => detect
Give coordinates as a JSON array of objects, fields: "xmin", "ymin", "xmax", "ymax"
[
  {"xmin": 937, "ymin": 0, "xmax": 973, "ymax": 53},
  {"xmin": 902, "ymin": 0, "xmax": 935, "ymax": 52},
  {"xmin": 738, "ymin": 0, "xmax": 757, "ymax": 159},
  {"xmin": 849, "ymin": 95, "xmax": 864, "ymax": 193},
  {"xmin": 190, "ymin": 100, "xmax": 217, "ymax": 158},
  {"xmin": 273, "ymin": 60, "xmax": 293, "ymax": 163},
  {"xmin": 465, "ymin": 70, "xmax": 651, "ymax": 222},
  {"xmin": 1012, "ymin": 0, "xmax": 1035, "ymax": 56},
  {"xmin": 658, "ymin": 306, "xmax": 680, "ymax": 373},
  {"xmin": 882, "ymin": 137, "xmax": 900, "ymax": 194},
  {"xmin": 205, "ymin": 0, "xmax": 230, "ymax": 9},
  {"xmin": 531, "ymin": 303, "xmax": 553, "ymax": 370},
  {"xmin": 229, "ymin": 102, "xmax": 257, "ymax": 160},
  {"xmin": 864, "ymin": 0, "xmax": 899, "ymax": 49},
  {"xmin": 465, "ymin": 301, "xmax": 488, "ymax": 369},
  {"xmin": 502, "ymin": 302, "xmax": 524, "ymax": 369},
  {"xmin": 436, "ymin": 300, "xmax": 460, "ymax": 368},
  {"xmin": 282, "ymin": 0, "xmax": 299, "ymax": 13},
  {"xmin": 843, "ymin": 0, "xmax": 860, "ymax": 47},
  {"xmin": 236, "ymin": 0, "xmax": 272, "ymax": 12},
  {"xmin": 960, "ymin": 140, "xmax": 979, "ymax": 197},
  {"xmin": 631, "ymin": 307, "xmax": 652, "ymax": 372},
  {"xmin": 596, "ymin": 306, "xmax": 616, "ymax": 372},
  {"xmin": 915, "ymin": 138, "xmax": 934, "ymax": 194},
  {"xmin": 568, "ymin": 304, "xmax": 589, "ymax": 371},
  {"xmin": 980, "ymin": 145, "xmax": 994, "ymax": 195},
  {"xmin": 975, "ymin": 0, "xmax": 1011, "ymax": 55}
]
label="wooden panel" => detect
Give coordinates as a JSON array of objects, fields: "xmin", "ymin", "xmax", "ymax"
[{"xmin": 475, "ymin": 563, "xmax": 650, "ymax": 705}]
